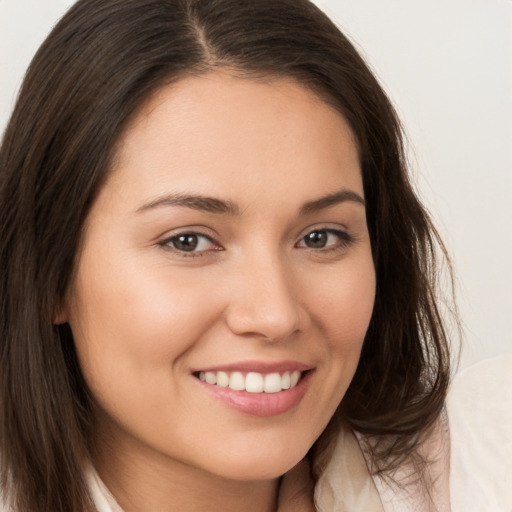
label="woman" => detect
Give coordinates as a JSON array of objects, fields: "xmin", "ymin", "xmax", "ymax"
[{"xmin": 0, "ymin": 0, "xmax": 453, "ymax": 511}]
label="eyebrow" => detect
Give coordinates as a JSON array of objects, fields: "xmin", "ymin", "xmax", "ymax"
[
  {"xmin": 299, "ymin": 189, "xmax": 365, "ymax": 214},
  {"xmin": 136, "ymin": 188, "xmax": 365, "ymax": 216},
  {"xmin": 136, "ymin": 193, "xmax": 241, "ymax": 215}
]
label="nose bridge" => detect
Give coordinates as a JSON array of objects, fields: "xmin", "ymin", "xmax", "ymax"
[{"xmin": 225, "ymin": 249, "xmax": 305, "ymax": 341}]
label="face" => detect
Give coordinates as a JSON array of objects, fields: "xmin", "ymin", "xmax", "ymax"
[{"xmin": 64, "ymin": 73, "xmax": 375, "ymax": 483}]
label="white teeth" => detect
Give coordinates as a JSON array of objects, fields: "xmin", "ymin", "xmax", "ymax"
[
  {"xmin": 264, "ymin": 372, "xmax": 282, "ymax": 393},
  {"xmin": 290, "ymin": 370, "xmax": 301, "ymax": 388},
  {"xmin": 198, "ymin": 369, "xmax": 304, "ymax": 393},
  {"xmin": 205, "ymin": 372, "xmax": 217, "ymax": 385},
  {"xmin": 217, "ymin": 371, "xmax": 229, "ymax": 387},
  {"xmin": 229, "ymin": 371, "xmax": 245, "ymax": 391},
  {"xmin": 245, "ymin": 372, "xmax": 264, "ymax": 393}
]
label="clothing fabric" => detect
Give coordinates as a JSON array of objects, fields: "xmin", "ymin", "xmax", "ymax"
[
  {"xmin": 87, "ymin": 469, "xmax": 124, "ymax": 512},
  {"xmin": 447, "ymin": 354, "xmax": 512, "ymax": 512},
  {"xmin": 315, "ymin": 416, "xmax": 451, "ymax": 512}
]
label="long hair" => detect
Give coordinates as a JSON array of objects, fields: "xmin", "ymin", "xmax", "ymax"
[{"xmin": 0, "ymin": 0, "xmax": 453, "ymax": 510}]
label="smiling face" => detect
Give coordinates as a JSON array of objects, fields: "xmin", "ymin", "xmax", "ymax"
[{"xmin": 63, "ymin": 73, "xmax": 376, "ymax": 487}]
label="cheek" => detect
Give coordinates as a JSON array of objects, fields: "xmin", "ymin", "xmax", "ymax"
[
  {"xmin": 66, "ymin": 260, "xmax": 224, "ymax": 436},
  {"xmin": 308, "ymin": 256, "xmax": 375, "ymax": 416},
  {"xmin": 67, "ymin": 253, "xmax": 223, "ymax": 382},
  {"xmin": 309, "ymin": 259, "xmax": 376, "ymax": 351}
]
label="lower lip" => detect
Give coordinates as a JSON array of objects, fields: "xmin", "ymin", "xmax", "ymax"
[{"xmin": 196, "ymin": 371, "xmax": 312, "ymax": 417}]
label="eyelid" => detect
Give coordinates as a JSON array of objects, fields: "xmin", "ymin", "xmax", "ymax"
[
  {"xmin": 295, "ymin": 224, "xmax": 354, "ymax": 250},
  {"xmin": 157, "ymin": 225, "xmax": 218, "ymax": 242},
  {"xmin": 157, "ymin": 227, "xmax": 223, "ymax": 256},
  {"xmin": 296, "ymin": 223, "xmax": 350, "ymax": 240}
]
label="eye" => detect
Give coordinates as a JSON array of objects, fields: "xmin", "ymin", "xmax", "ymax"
[
  {"xmin": 297, "ymin": 228, "xmax": 352, "ymax": 250},
  {"xmin": 161, "ymin": 232, "xmax": 218, "ymax": 254}
]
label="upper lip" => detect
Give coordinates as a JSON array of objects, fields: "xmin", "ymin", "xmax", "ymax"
[{"xmin": 191, "ymin": 360, "xmax": 314, "ymax": 374}]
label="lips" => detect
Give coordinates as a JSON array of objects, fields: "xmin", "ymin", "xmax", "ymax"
[{"xmin": 192, "ymin": 362, "xmax": 313, "ymax": 417}]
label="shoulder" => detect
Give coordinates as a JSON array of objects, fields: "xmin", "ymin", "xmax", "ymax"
[
  {"xmin": 447, "ymin": 354, "xmax": 512, "ymax": 511},
  {"xmin": 366, "ymin": 412, "xmax": 451, "ymax": 512},
  {"xmin": 315, "ymin": 415, "xmax": 451, "ymax": 512}
]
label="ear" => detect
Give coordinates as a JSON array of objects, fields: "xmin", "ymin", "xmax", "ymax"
[{"xmin": 53, "ymin": 302, "xmax": 68, "ymax": 325}]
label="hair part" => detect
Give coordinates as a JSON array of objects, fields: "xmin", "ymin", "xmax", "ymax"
[{"xmin": 0, "ymin": 1, "xmax": 455, "ymax": 510}]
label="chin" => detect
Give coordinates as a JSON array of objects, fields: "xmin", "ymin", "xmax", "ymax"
[{"xmin": 201, "ymin": 443, "xmax": 310, "ymax": 482}]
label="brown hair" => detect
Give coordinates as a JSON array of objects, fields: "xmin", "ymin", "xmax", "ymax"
[{"xmin": 0, "ymin": 0, "xmax": 454, "ymax": 510}]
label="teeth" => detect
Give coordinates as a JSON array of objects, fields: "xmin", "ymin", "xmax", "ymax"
[
  {"xmin": 198, "ymin": 370, "xmax": 302, "ymax": 393},
  {"xmin": 205, "ymin": 372, "xmax": 217, "ymax": 385},
  {"xmin": 217, "ymin": 371, "xmax": 229, "ymax": 388},
  {"xmin": 264, "ymin": 372, "xmax": 282, "ymax": 393},
  {"xmin": 229, "ymin": 372, "xmax": 245, "ymax": 391},
  {"xmin": 246, "ymin": 372, "xmax": 264, "ymax": 393}
]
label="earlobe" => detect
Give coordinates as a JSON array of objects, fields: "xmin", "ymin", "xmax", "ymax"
[{"xmin": 53, "ymin": 304, "xmax": 68, "ymax": 325}]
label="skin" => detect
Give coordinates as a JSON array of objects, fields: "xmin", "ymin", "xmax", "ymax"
[{"xmin": 62, "ymin": 72, "xmax": 376, "ymax": 511}]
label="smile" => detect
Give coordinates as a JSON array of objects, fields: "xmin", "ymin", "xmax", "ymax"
[
  {"xmin": 197, "ymin": 370, "xmax": 302, "ymax": 393},
  {"xmin": 192, "ymin": 362, "xmax": 313, "ymax": 416}
]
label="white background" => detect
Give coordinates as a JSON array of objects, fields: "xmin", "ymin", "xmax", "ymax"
[{"xmin": 1, "ymin": 0, "xmax": 511, "ymax": 371}]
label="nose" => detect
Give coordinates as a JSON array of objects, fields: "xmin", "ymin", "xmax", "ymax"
[{"xmin": 224, "ymin": 254, "xmax": 309, "ymax": 342}]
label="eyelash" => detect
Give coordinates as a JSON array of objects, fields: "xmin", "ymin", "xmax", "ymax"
[
  {"xmin": 158, "ymin": 227, "xmax": 354, "ymax": 258},
  {"xmin": 296, "ymin": 228, "xmax": 354, "ymax": 252},
  {"xmin": 158, "ymin": 232, "xmax": 221, "ymax": 258}
]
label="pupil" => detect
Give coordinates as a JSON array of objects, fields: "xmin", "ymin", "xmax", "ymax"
[
  {"xmin": 174, "ymin": 234, "xmax": 198, "ymax": 251},
  {"xmin": 305, "ymin": 231, "xmax": 327, "ymax": 248}
]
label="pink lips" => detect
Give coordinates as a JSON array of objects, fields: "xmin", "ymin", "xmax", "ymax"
[{"xmin": 192, "ymin": 360, "xmax": 314, "ymax": 417}]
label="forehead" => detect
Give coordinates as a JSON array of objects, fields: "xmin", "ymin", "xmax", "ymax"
[{"xmin": 105, "ymin": 72, "xmax": 362, "ymax": 210}]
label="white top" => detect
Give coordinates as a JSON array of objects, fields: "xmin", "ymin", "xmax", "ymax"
[{"xmin": 447, "ymin": 354, "xmax": 512, "ymax": 512}]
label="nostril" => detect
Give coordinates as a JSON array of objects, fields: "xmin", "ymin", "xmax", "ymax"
[{"xmin": 225, "ymin": 304, "xmax": 304, "ymax": 342}]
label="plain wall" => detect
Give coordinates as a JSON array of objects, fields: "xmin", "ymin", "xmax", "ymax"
[{"xmin": 1, "ymin": 0, "xmax": 511, "ymax": 370}]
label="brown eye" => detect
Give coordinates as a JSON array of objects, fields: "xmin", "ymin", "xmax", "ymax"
[
  {"xmin": 303, "ymin": 230, "xmax": 328, "ymax": 248},
  {"xmin": 171, "ymin": 234, "xmax": 200, "ymax": 252},
  {"xmin": 297, "ymin": 228, "xmax": 353, "ymax": 251},
  {"xmin": 163, "ymin": 233, "xmax": 218, "ymax": 254}
]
